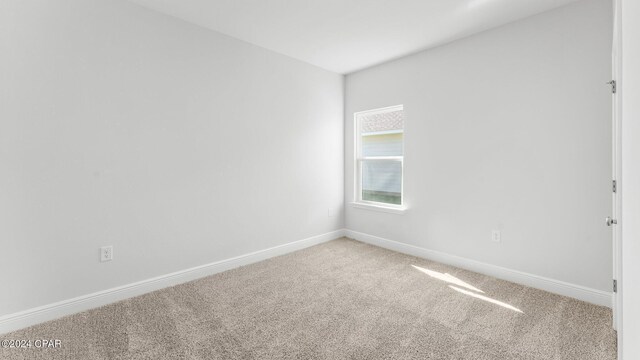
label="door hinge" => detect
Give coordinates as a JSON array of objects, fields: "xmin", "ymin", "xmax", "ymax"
[
  {"xmin": 608, "ymin": 80, "xmax": 617, "ymax": 94},
  {"xmin": 613, "ymin": 180, "xmax": 617, "ymax": 193},
  {"xmin": 613, "ymin": 279, "xmax": 617, "ymax": 293}
]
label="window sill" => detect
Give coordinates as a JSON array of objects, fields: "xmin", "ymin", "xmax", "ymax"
[{"xmin": 350, "ymin": 202, "xmax": 407, "ymax": 215}]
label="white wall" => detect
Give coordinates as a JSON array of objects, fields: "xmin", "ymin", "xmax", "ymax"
[
  {"xmin": 621, "ymin": 0, "xmax": 640, "ymax": 357},
  {"xmin": 345, "ymin": 0, "xmax": 613, "ymax": 292},
  {"xmin": 0, "ymin": 0, "xmax": 343, "ymax": 317}
]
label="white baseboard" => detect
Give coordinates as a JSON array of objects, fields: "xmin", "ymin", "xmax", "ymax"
[
  {"xmin": 1, "ymin": 228, "xmax": 610, "ymax": 335},
  {"xmin": 0, "ymin": 229, "xmax": 346, "ymax": 335},
  {"xmin": 345, "ymin": 230, "xmax": 612, "ymax": 308}
]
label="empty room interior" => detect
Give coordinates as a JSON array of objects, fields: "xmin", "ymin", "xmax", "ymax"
[{"xmin": 2, "ymin": 0, "xmax": 640, "ymax": 359}]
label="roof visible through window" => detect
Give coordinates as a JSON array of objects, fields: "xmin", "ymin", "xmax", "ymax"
[{"xmin": 360, "ymin": 110, "xmax": 404, "ymax": 134}]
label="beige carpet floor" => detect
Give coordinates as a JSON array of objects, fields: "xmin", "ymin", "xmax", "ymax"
[{"xmin": 1, "ymin": 238, "xmax": 616, "ymax": 359}]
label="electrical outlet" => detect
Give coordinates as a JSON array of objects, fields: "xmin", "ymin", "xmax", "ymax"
[
  {"xmin": 328, "ymin": 208, "xmax": 334, "ymax": 217},
  {"xmin": 491, "ymin": 230, "xmax": 501, "ymax": 243},
  {"xmin": 100, "ymin": 246, "xmax": 113, "ymax": 262}
]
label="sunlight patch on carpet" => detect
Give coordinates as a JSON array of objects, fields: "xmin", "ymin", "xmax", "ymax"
[
  {"xmin": 412, "ymin": 265, "xmax": 484, "ymax": 293},
  {"xmin": 449, "ymin": 285, "xmax": 523, "ymax": 313}
]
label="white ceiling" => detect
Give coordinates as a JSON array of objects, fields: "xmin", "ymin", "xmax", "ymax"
[{"xmin": 127, "ymin": 0, "xmax": 582, "ymax": 74}]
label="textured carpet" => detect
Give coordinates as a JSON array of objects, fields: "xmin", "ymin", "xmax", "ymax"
[{"xmin": 1, "ymin": 238, "xmax": 616, "ymax": 359}]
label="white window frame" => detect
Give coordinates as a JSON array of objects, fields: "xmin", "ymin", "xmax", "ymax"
[{"xmin": 352, "ymin": 105, "xmax": 406, "ymax": 214}]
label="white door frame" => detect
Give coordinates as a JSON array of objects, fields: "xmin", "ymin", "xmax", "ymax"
[{"xmin": 612, "ymin": 0, "xmax": 622, "ymax": 334}]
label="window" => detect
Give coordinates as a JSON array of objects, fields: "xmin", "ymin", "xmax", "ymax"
[{"xmin": 354, "ymin": 105, "xmax": 404, "ymax": 209}]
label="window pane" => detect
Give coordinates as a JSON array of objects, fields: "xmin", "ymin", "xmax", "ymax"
[
  {"xmin": 361, "ymin": 160, "xmax": 402, "ymax": 205},
  {"xmin": 359, "ymin": 108, "xmax": 404, "ymax": 157},
  {"xmin": 362, "ymin": 132, "xmax": 403, "ymax": 156}
]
